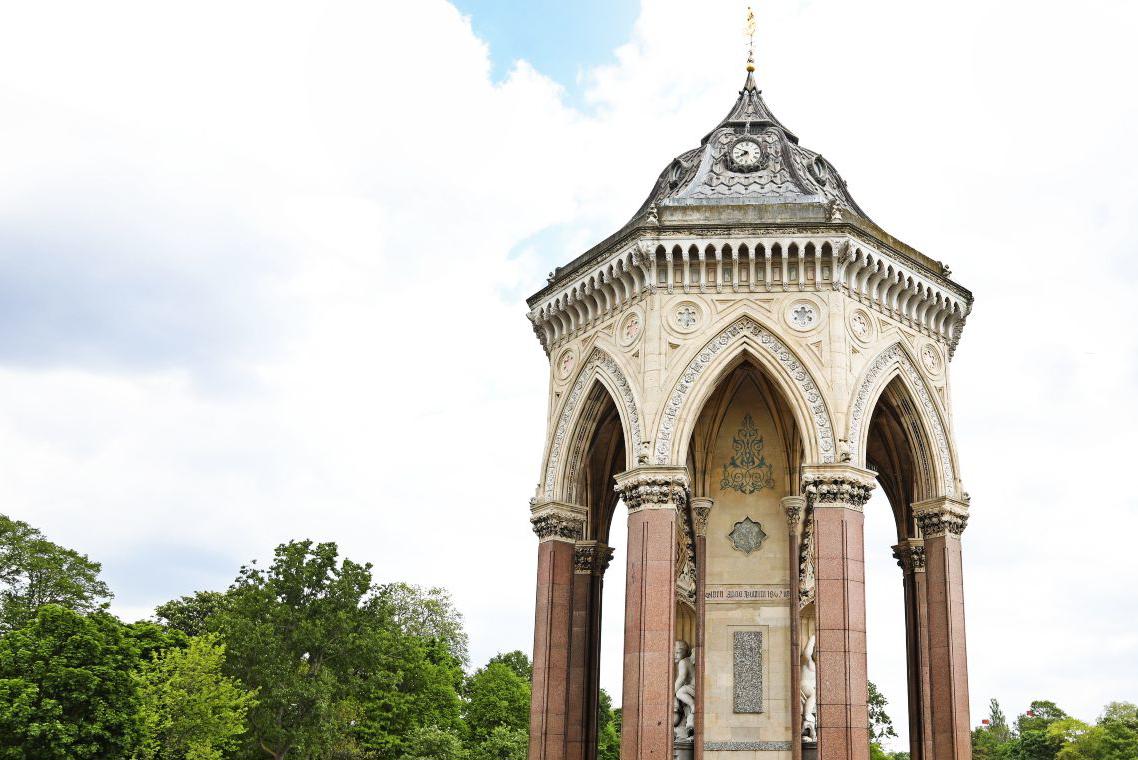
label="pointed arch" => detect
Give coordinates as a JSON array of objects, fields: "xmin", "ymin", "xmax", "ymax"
[
  {"xmin": 541, "ymin": 347, "xmax": 643, "ymax": 500},
  {"xmin": 653, "ymin": 314, "xmax": 835, "ymax": 466},
  {"xmin": 847, "ymin": 341, "xmax": 958, "ymax": 497}
]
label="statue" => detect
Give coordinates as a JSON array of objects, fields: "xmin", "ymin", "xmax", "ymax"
[
  {"xmin": 800, "ymin": 634, "xmax": 817, "ymax": 741},
  {"xmin": 673, "ymin": 640, "xmax": 696, "ymax": 741}
]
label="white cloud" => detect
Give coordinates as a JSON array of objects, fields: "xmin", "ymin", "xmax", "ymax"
[{"xmin": 0, "ymin": 0, "xmax": 1135, "ymax": 748}]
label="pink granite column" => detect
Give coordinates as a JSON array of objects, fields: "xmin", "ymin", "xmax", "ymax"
[
  {"xmin": 893, "ymin": 540, "xmax": 931, "ymax": 760},
  {"xmin": 691, "ymin": 497, "xmax": 714, "ymax": 760},
  {"xmin": 529, "ymin": 502, "xmax": 587, "ymax": 760},
  {"xmin": 914, "ymin": 499, "xmax": 971, "ymax": 760},
  {"xmin": 804, "ymin": 465, "xmax": 876, "ymax": 760},
  {"xmin": 783, "ymin": 495, "xmax": 807, "ymax": 760},
  {"xmin": 567, "ymin": 542, "xmax": 613, "ymax": 760},
  {"xmin": 615, "ymin": 466, "xmax": 688, "ymax": 760}
]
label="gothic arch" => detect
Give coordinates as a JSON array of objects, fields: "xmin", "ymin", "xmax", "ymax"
[
  {"xmin": 653, "ymin": 314, "xmax": 836, "ymax": 467},
  {"xmin": 846, "ymin": 341, "xmax": 958, "ymax": 498},
  {"xmin": 542, "ymin": 346, "xmax": 643, "ymax": 500}
]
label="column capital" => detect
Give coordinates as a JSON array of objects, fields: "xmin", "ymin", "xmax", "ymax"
[
  {"xmin": 613, "ymin": 466, "xmax": 689, "ymax": 513},
  {"xmin": 912, "ymin": 496, "xmax": 969, "ymax": 538},
  {"xmin": 892, "ymin": 539, "xmax": 927, "ymax": 573},
  {"xmin": 573, "ymin": 540, "xmax": 614, "ymax": 575},
  {"xmin": 691, "ymin": 497, "xmax": 714, "ymax": 537},
  {"xmin": 781, "ymin": 495, "xmax": 806, "ymax": 527},
  {"xmin": 529, "ymin": 499, "xmax": 587, "ymax": 543},
  {"xmin": 802, "ymin": 464, "xmax": 876, "ymax": 511}
]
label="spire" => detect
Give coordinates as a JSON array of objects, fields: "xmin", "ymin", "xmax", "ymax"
[
  {"xmin": 716, "ymin": 70, "xmax": 798, "ymax": 143},
  {"xmin": 745, "ymin": 5, "xmax": 756, "ymax": 73}
]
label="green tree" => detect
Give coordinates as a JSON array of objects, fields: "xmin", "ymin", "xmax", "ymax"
[
  {"xmin": 355, "ymin": 629, "xmax": 465, "ymax": 759},
  {"xmin": 463, "ymin": 660, "xmax": 531, "ymax": 744},
  {"xmin": 377, "ymin": 583, "xmax": 469, "ymax": 666},
  {"xmin": 486, "ymin": 650, "xmax": 532, "ymax": 682},
  {"xmin": 1012, "ymin": 700, "xmax": 1069, "ymax": 760},
  {"xmin": 0, "ymin": 515, "xmax": 111, "ymax": 631},
  {"xmin": 470, "ymin": 725, "xmax": 527, "ymax": 760},
  {"xmin": 135, "ymin": 633, "xmax": 257, "ymax": 760},
  {"xmin": 868, "ymin": 681, "xmax": 898, "ymax": 743},
  {"xmin": 990, "ymin": 699, "xmax": 1013, "ymax": 744},
  {"xmin": 213, "ymin": 540, "xmax": 384, "ymax": 760},
  {"xmin": 0, "ymin": 605, "xmax": 140, "ymax": 760},
  {"xmin": 399, "ymin": 725, "xmax": 467, "ymax": 760},
  {"xmin": 1058, "ymin": 702, "xmax": 1138, "ymax": 760},
  {"xmin": 597, "ymin": 688, "xmax": 620, "ymax": 760},
  {"xmin": 155, "ymin": 591, "xmax": 230, "ymax": 637}
]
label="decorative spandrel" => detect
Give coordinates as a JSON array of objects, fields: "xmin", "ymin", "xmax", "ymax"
[
  {"xmin": 720, "ymin": 413, "xmax": 775, "ymax": 493},
  {"xmin": 729, "ymin": 517, "xmax": 768, "ymax": 555}
]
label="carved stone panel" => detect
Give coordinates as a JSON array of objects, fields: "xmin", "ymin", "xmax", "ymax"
[{"xmin": 733, "ymin": 630, "xmax": 764, "ymax": 713}]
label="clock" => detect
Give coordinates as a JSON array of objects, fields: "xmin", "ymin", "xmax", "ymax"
[{"xmin": 729, "ymin": 138, "xmax": 763, "ymax": 171}]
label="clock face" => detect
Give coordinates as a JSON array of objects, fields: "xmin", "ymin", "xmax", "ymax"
[{"xmin": 731, "ymin": 139, "xmax": 762, "ymax": 170}]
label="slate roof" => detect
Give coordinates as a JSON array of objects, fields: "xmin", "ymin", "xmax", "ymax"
[{"xmin": 629, "ymin": 70, "xmax": 868, "ymax": 222}]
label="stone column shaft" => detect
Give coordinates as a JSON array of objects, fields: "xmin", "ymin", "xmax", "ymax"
[
  {"xmin": 567, "ymin": 542, "xmax": 613, "ymax": 760},
  {"xmin": 804, "ymin": 465, "xmax": 875, "ymax": 760},
  {"xmin": 615, "ymin": 467, "xmax": 689, "ymax": 760},
  {"xmin": 783, "ymin": 495, "xmax": 807, "ymax": 760},
  {"xmin": 691, "ymin": 497, "xmax": 714, "ymax": 760},
  {"xmin": 894, "ymin": 540, "xmax": 930, "ymax": 760},
  {"xmin": 529, "ymin": 502, "xmax": 587, "ymax": 760},
  {"xmin": 915, "ymin": 499, "xmax": 970, "ymax": 760}
]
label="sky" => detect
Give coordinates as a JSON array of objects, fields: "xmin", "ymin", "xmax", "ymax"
[{"xmin": 1, "ymin": 0, "xmax": 1137, "ymax": 752}]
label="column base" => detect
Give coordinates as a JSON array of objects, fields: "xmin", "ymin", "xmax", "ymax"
[
  {"xmin": 802, "ymin": 740, "xmax": 818, "ymax": 760},
  {"xmin": 673, "ymin": 739, "xmax": 694, "ymax": 760}
]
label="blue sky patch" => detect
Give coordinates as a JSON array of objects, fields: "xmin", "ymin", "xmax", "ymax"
[{"xmin": 452, "ymin": 0, "xmax": 638, "ymax": 101}]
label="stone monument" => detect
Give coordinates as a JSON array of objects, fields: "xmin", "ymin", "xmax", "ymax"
[{"xmin": 524, "ymin": 18, "xmax": 974, "ymax": 760}]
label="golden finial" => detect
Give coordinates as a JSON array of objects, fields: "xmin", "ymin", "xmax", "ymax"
[{"xmin": 745, "ymin": 5, "xmax": 756, "ymax": 72}]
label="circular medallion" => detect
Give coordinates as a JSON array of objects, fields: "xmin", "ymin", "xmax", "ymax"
[
  {"xmin": 557, "ymin": 348, "xmax": 576, "ymax": 379},
  {"xmin": 673, "ymin": 301, "xmax": 702, "ymax": 333},
  {"xmin": 921, "ymin": 344, "xmax": 942, "ymax": 374},
  {"xmin": 848, "ymin": 308, "xmax": 875, "ymax": 344},
  {"xmin": 619, "ymin": 311, "xmax": 642, "ymax": 346},
  {"xmin": 786, "ymin": 300, "xmax": 821, "ymax": 332}
]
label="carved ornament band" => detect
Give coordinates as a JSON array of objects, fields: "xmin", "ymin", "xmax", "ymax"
[
  {"xmin": 912, "ymin": 496, "xmax": 969, "ymax": 538},
  {"xmin": 691, "ymin": 497, "xmax": 714, "ymax": 537},
  {"xmin": 574, "ymin": 541, "xmax": 614, "ymax": 575},
  {"xmin": 529, "ymin": 499, "xmax": 587, "ymax": 543},
  {"xmin": 614, "ymin": 466, "xmax": 690, "ymax": 513},
  {"xmin": 802, "ymin": 465, "xmax": 876, "ymax": 511}
]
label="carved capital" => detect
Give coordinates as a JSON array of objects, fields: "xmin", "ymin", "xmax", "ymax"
[
  {"xmin": 614, "ymin": 466, "xmax": 689, "ymax": 513},
  {"xmin": 574, "ymin": 541, "xmax": 614, "ymax": 575},
  {"xmin": 802, "ymin": 464, "xmax": 876, "ymax": 511},
  {"xmin": 530, "ymin": 500, "xmax": 587, "ymax": 543},
  {"xmin": 691, "ymin": 497, "xmax": 714, "ymax": 537},
  {"xmin": 913, "ymin": 496, "xmax": 969, "ymax": 539},
  {"xmin": 781, "ymin": 495, "xmax": 806, "ymax": 528},
  {"xmin": 892, "ymin": 540, "xmax": 926, "ymax": 574}
]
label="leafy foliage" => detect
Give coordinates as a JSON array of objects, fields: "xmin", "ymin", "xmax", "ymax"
[
  {"xmin": 0, "ymin": 605, "xmax": 140, "ymax": 760},
  {"xmin": 155, "ymin": 591, "xmax": 230, "ymax": 638},
  {"xmin": 398, "ymin": 725, "xmax": 468, "ymax": 760},
  {"xmin": 0, "ymin": 515, "xmax": 111, "ymax": 632},
  {"xmin": 463, "ymin": 660, "xmax": 531, "ymax": 744},
  {"xmin": 135, "ymin": 633, "xmax": 257, "ymax": 760},
  {"xmin": 469, "ymin": 725, "xmax": 527, "ymax": 760},
  {"xmin": 597, "ymin": 688, "xmax": 621, "ymax": 760}
]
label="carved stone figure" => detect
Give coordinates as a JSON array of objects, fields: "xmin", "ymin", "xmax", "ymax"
[
  {"xmin": 673, "ymin": 640, "xmax": 696, "ymax": 740},
  {"xmin": 801, "ymin": 634, "xmax": 818, "ymax": 740}
]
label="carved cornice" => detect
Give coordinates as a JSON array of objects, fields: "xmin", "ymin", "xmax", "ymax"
[
  {"xmin": 781, "ymin": 495, "xmax": 806, "ymax": 528},
  {"xmin": 802, "ymin": 465, "xmax": 876, "ymax": 511},
  {"xmin": 912, "ymin": 496, "xmax": 969, "ymax": 539},
  {"xmin": 574, "ymin": 541, "xmax": 615, "ymax": 575},
  {"xmin": 691, "ymin": 497, "xmax": 714, "ymax": 537},
  {"xmin": 614, "ymin": 466, "xmax": 690, "ymax": 513},
  {"xmin": 529, "ymin": 499, "xmax": 587, "ymax": 543}
]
